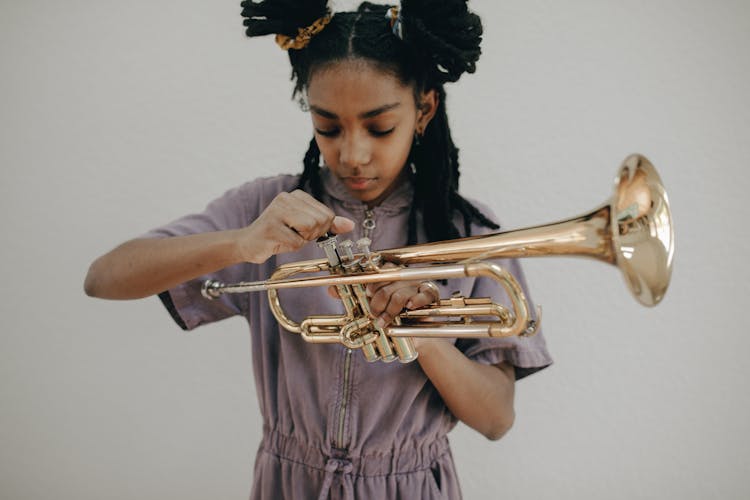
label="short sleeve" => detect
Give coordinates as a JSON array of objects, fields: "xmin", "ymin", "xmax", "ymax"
[
  {"xmin": 141, "ymin": 175, "xmax": 298, "ymax": 331},
  {"xmin": 453, "ymin": 199, "xmax": 553, "ymax": 380},
  {"xmin": 456, "ymin": 257, "xmax": 552, "ymax": 380}
]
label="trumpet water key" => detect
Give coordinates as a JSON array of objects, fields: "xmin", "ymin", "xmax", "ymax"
[{"xmin": 202, "ymin": 154, "xmax": 675, "ymax": 363}]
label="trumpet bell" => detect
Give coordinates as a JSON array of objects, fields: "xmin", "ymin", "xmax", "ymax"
[
  {"xmin": 612, "ymin": 155, "xmax": 674, "ymax": 306},
  {"xmin": 375, "ymin": 153, "xmax": 674, "ymax": 307}
]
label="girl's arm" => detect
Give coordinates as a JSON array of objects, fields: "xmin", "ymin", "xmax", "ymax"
[
  {"xmin": 84, "ymin": 190, "xmax": 354, "ymax": 300},
  {"xmin": 85, "ymin": 231, "xmax": 246, "ymax": 300},
  {"xmin": 415, "ymin": 341, "xmax": 515, "ymax": 440},
  {"xmin": 366, "ymin": 278, "xmax": 516, "ymax": 440}
]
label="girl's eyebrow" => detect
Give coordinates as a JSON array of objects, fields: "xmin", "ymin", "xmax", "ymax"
[{"xmin": 309, "ymin": 102, "xmax": 401, "ymax": 120}]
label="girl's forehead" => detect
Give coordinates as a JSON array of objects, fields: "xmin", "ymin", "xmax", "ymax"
[{"xmin": 307, "ymin": 59, "xmax": 413, "ymax": 109}]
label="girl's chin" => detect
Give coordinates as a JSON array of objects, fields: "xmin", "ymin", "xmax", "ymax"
[
  {"xmin": 347, "ymin": 188, "xmax": 387, "ymax": 205},
  {"xmin": 348, "ymin": 190, "xmax": 382, "ymax": 203}
]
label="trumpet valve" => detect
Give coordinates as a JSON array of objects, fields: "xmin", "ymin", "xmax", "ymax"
[
  {"xmin": 357, "ymin": 238, "xmax": 381, "ymax": 269},
  {"xmin": 357, "ymin": 330, "xmax": 384, "ymax": 362},
  {"xmin": 339, "ymin": 240, "xmax": 364, "ymax": 272},
  {"xmin": 361, "ymin": 342, "xmax": 381, "ymax": 362},
  {"xmin": 356, "ymin": 237, "xmax": 372, "ymax": 256},
  {"xmin": 317, "ymin": 234, "xmax": 341, "ymax": 267},
  {"xmin": 339, "ymin": 240, "xmax": 355, "ymax": 262},
  {"xmin": 391, "ymin": 336, "xmax": 418, "ymax": 363},
  {"xmin": 373, "ymin": 328, "xmax": 397, "ymax": 363}
]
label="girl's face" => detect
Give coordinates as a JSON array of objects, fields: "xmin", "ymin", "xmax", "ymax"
[{"xmin": 307, "ymin": 60, "xmax": 437, "ymax": 207}]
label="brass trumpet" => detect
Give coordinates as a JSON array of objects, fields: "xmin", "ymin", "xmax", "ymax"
[{"xmin": 202, "ymin": 154, "xmax": 674, "ymax": 363}]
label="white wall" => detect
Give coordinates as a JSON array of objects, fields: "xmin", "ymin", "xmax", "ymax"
[{"xmin": 1, "ymin": 1, "xmax": 748, "ymax": 499}]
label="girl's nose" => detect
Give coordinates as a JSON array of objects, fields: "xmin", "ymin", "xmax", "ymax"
[{"xmin": 339, "ymin": 132, "xmax": 371, "ymax": 168}]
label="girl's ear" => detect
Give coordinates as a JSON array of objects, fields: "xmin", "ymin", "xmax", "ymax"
[{"xmin": 416, "ymin": 89, "xmax": 439, "ymax": 134}]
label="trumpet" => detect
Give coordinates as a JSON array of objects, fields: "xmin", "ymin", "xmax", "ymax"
[{"xmin": 202, "ymin": 154, "xmax": 674, "ymax": 363}]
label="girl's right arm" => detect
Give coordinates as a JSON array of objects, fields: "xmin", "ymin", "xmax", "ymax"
[{"xmin": 84, "ymin": 190, "xmax": 354, "ymax": 300}]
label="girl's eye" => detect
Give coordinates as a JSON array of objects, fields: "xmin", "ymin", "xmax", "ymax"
[
  {"xmin": 315, "ymin": 128, "xmax": 340, "ymax": 137},
  {"xmin": 370, "ymin": 127, "xmax": 395, "ymax": 137},
  {"xmin": 314, "ymin": 127, "xmax": 395, "ymax": 138}
]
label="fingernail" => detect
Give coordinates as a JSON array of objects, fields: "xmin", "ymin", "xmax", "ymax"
[
  {"xmin": 374, "ymin": 317, "xmax": 385, "ymax": 329},
  {"xmin": 406, "ymin": 301, "xmax": 414, "ymax": 309}
]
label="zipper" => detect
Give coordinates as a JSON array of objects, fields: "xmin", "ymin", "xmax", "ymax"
[
  {"xmin": 335, "ymin": 348, "xmax": 353, "ymax": 448},
  {"xmin": 362, "ymin": 208, "xmax": 376, "ymax": 240},
  {"xmin": 334, "ymin": 208, "xmax": 376, "ymax": 449}
]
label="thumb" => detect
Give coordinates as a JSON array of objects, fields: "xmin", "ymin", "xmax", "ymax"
[{"xmin": 331, "ymin": 216, "xmax": 355, "ymax": 234}]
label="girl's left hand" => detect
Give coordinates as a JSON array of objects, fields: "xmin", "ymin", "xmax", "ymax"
[
  {"xmin": 327, "ymin": 264, "xmax": 451, "ymax": 349},
  {"xmin": 366, "ymin": 264, "xmax": 456, "ymax": 349},
  {"xmin": 365, "ymin": 270, "xmax": 439, "ymax": 330}
]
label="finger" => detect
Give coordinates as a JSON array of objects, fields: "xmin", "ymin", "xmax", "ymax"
[
  {"xmin": 368, "ymin": 282, "xmax": 400, "ymax": 315},
  {"xmin": 365, "ymin": 280, "xmax": 388, "ymax": 299},
  {"xmin": 405, "ymin": 290, "xmax": 436, "ymax": 310},
  {"xmin": 282, "ymin": 212, "xmax": 322, "ymax": 241},
  {"xmin": 267, "ymin": 192, "xmax": 325, "ymax": 241},
  {"xmin": 274, "ymin": 192, "xmax": 328, "ymax": 241},
  {"xmin": 289, "ymin": 190, "xmax": 335, "ymax": 220},
  {"xmin": 371, "ymin": 283, "xmax": 417, "ymax": 323},
  {"xmin": 365, "ymin": 263, "xmax": 398, "ymax": 298},
  {"xmin": 292, "ymin": 196, "xmax": 354, "ymax": 237},
  {"xmin": 331, "ymin": 216, "xmax": 355, "ymax": 234},
  {"xmin": 288, "ymin": 190, "xmax": 338, "ymax": 237},
  {"xmin": 274, "ymin": 224, "xmax": 308, "ymax": 252},
  {"xmin": 409, "ymin": 282, "xmax": 440, "ymax": 308},
  {"xmin": 383, "ymin": 285, "xmax": 416, "ymax": 320}
]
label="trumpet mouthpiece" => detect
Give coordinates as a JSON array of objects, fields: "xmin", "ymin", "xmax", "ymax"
[{"xmin": 201, "ymin": 280, "xmax": 223, "ymax": 300}]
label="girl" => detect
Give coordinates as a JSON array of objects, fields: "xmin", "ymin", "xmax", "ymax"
[{"xmin": 85, "ymin": 1, "xmax": 552, "ymax": 498}]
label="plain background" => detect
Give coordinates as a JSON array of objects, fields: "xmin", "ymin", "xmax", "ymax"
[{"xmin": 1, "ymin": 0, "xmax": 748, "ymax": 498}]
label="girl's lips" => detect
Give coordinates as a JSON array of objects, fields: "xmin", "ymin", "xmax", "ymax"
[{"xmin": 343, "ymin": 177, "xmax": 375, "ymax": 190}]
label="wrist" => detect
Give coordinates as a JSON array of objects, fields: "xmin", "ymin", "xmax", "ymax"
[
  {"xmin": 226, "ymin": 228, "xmax": 254, "ymax": 264},
  {"xmin": 230, "ymin": 227, "xmax": 263, "ymax": 264}
]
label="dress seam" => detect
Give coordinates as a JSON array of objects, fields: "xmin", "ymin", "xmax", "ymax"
[{"xmin": 258, "ymin": 447, "xmax": 451, "ymax": 478}]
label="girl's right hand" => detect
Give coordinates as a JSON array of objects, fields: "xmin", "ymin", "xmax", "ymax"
[{"xmin": 237, "ymin": 190, "xmax": 355, "ymax": 263}]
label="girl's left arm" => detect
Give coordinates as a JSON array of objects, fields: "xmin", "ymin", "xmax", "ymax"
[
  {"xmin": 415, "ymin": 340, "xmax": 515, "ymax": 441},
  {"xmin": 365, "ymin": 276, "xmax": 516, "ymax": 440}
]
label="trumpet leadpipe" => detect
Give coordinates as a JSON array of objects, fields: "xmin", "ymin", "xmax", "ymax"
[{"xmin": 203, "ymin": 262, "xmax": 477, "ymax": 299}]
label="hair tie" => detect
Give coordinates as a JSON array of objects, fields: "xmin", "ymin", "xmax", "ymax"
[
  {"xmin": 275, "ymin": 13, "xmax": 332, "ymax": 51},
  {"xmin": 385, "ymin": 6, "xmax": 403, "ymax": 40}
]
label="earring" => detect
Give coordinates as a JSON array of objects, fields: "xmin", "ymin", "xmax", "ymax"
[{"xmin": 414, "ymin": 130, "xmax": 422, "ymax": 147}]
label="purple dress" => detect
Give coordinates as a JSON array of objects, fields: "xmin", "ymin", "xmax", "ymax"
[{"xmin": 144, "ymin": 169, "xmax": 552, "ymax": 499}]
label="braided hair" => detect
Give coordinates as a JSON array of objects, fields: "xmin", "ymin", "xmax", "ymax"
[{"xmin": 240, "ymin": 0, "xmax": 499, "ymax": 244}]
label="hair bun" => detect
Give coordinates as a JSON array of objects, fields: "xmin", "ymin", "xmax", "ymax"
[
  {"xmin": 401, "ymin": 0, "xmax": 483, "ymax": 83},
  {"xmin": 240, "ymin": 0, "xmax": 329, "ymax": 39}
]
